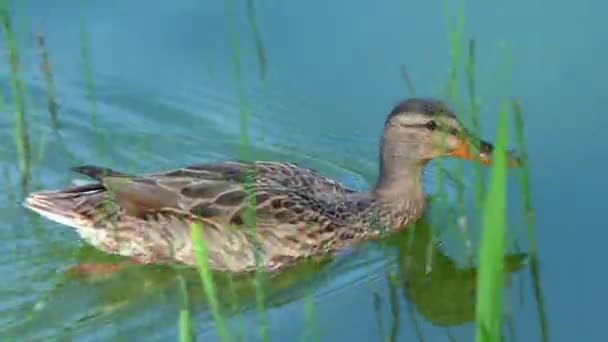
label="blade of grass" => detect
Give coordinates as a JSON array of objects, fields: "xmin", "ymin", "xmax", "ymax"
[
  {"xmin": 442, "ymin": 0, "xmax": 473, "ymax": 264},
  {"xmin": 224, "ymin": 0, "xmax": 269, "ymax": 340},
  {"xmin": 511, "ymin": 99, "xmax": 549, "ymax": 342},
  {"xmin": 465, "ymin": 37, "xmax": 485, "ymax": 208},
  {"xmin": 191, "ymin": 223, "xmax": 230, "ymax": 342},
  {"xmin": 246, "ymin": 0, "xmax": 267, "ymax": 82},
  {"xmin": 303, "ymin": 290, "xmax": 319, "ymax": 342},
  {"xmin": 404, "ymin": 289, "xmax": 425, "ymax": 342},
  {"xmin": 35, "ymin": 32, "xmax": 59, "ymax": 129},
  {"xmin": 400, "ymin": 64, "xmax": 416, "ymax": 96},
  {"xmin": 372, "ymin": 291, "xmax": 386, "ymax": 342},
  {"xmin": 1, "ymin": 3, "xmax": 31, "ymax": 193},
  {"xmin": 0, "ymin": 93, "xmax": 16, "ymax": 206},
  {"xmin": 80, "ymin": 17, "xmax": 96, "ymax": 126},
  {"xmin": 387, "ymin": 272, "xmax": 401, "ymax": 342},
  {"xmin": 475, "ymin": 100, "xmax": 509, "ymax": 342},
  {"xmin": 178, "ymin": 275, "xmax": 194, "ymax": 342},
  {"xmin": 224, "ymin": 264, "xmax": 245, "ymax": 340}
]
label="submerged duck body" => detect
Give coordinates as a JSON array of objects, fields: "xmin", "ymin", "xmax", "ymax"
[{"xmin": 24, "ymin": 98, "xmax": 517, "ymax": 272}]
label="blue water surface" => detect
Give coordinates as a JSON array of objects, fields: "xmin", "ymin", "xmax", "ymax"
[{"xmin": 0, "ymin": 0, "xmax": 605, "ymax": 341}]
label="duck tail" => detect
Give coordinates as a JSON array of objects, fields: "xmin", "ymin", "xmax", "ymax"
[
  {"xmin": 70, "ymin": 165, "xmax": 131, "ymax": 181},
  {"xmin": 23, "ymin": 183, "xmax": 106, "ymax": 230}
]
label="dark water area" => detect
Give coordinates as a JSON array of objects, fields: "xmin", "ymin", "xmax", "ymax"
[{"xmin": 0, "ymin": 0, "xmax": 605, "ymax": 340}]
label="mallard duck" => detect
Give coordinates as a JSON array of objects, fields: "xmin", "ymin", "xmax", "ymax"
[{"xmin": 24, "ymin": 98, "xmax": 519, "ymax": 272}]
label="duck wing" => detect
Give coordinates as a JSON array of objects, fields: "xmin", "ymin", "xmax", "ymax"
[{"xmin": 27, "ymin": 162, "xmax": 357, "ymax": 271}]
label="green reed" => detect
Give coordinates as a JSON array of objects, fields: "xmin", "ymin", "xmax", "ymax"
[
  {"xmin": 1, "ymin": 2, "xmax": 31, "ymax": 192},
  {"xmin": 0, "ymin": 91, "xmax": 14, "ymax": 205},
  {"xmin": 35, "ymin": 32, "xmax": 59, "ymax": 129},
  {"xmin": 511, "ymin": 100, "xmax": 549, "ymax": 342},
  {"xmin": 474, "ymin": 99, "xmax": 510, "ymax": 342},
  {"xmin": 386, "ymin": 272, "xmax": 401, "ymax": 342},
  {"xmin": 246, "ymin": 0, "xmax": 267, "ymax": 82},
  {"xmin": 465, "ymin": 38, "xmax": 485, "ymax": 208},
  {"xmin": 1, "ymin": 4, "xmax": 65, "ymax": 261},
  {"xmin": 224, "ymin": 262, "xmax": 246, "ymax": 340},
  {"xmin": 178, "ymin": 275, "xmax": 195, "ymax": 342},
  {"xmin": 443, "ymin": 0, "xmax": 475, "ymax": 264},
  {"xmin": 438, "ymin": 4, "xmax": 545, "ymax": 341},
  {"xmin": 225, "ymin": 0, "xmax": 270, "ymax": 341},
  {"xmin": 183, "ymin": 0, "xmax": 273, "ymax": 340},
  {"xmin": 191, "ymin": 223, "xmax": 230, "ymax": 342},
  {"xmin": 302, "ymin": 290, "xmax": 319, "ymax": 342},
  {"xmin": 80, "ymin": 17, "xmax": 96, "ymax": 126},
  {"xmin": 31, "ymin": 23, "xmax": 83, "ymax": 182}
]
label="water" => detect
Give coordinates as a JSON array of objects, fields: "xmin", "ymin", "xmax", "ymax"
[{"xmin": 0, "ymin": 0, "xmax": 605, "ymax": 340}]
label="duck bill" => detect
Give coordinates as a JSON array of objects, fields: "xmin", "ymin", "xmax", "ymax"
[{"xmin": 448, "ymin": 139, "xmax": 521, "ymax": 167}]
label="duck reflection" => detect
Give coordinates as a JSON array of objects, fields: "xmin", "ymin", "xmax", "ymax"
[
  {"xmin": 11, "ymin": 213, "xmax": 527, "ymax": 339},
  {"xmin": 392, "ymin": 216, "xmax": 526, "ymax": 327}
]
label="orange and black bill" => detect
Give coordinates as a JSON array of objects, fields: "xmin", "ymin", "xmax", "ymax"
[{"xmin": 449, "ymin": 139, "xmax": 521, "ymax": 168}]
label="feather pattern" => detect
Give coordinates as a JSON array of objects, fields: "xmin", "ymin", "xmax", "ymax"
[{"xmin": 25, "ymin": 161, "xmax": 420, "ymax": 272}]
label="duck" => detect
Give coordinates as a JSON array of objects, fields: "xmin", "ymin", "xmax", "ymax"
[{"xmin": 24, "ymin": 98, "xmax": 519, "ymax": 273}]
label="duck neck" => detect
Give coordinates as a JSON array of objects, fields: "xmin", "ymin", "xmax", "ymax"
[
  {"xmin": 371, "ymin": 153, "xmax": 428, "ymax": 229},
  {"xmin": 373, "ymin": 161, "xmax": 426, "ymax": 203}
]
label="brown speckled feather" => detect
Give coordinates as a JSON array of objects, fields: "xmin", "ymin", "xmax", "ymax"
[{"xmin": 24, "ymin": 161, "xmax": 405, "ymax": 272}]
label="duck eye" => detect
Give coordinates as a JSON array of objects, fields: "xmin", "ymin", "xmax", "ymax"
[{"xmin": 425, "ymin": 120, "xmax": 438, "ymax": 130}]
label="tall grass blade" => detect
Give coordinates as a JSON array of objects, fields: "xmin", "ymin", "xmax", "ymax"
[
  {"xmin": 303, "ymin": 290, "xmax": 318, "ymax": 342},
  {"xmin": 387, "ymin": 272, "xmax": 401, "ymax": 342},
  {"xmin": 1, "ymin": 3, "xmax": 31, "ymax": 192},
  {"xmin": 442, "ymin": 0, "xmax": 473, "ymax": 263},
  {"xmin": 400, "ymin": 64, "xmax": 416, "ymax": 96},
  {"xmin": 465, "ymin": 37, "xmax": 486, "ymax": 208},
  {"xmin": 224, "ymin": 0, "xmax": 269, "ymax": 340},
  {"xmin": 511, "ymin": 99, "xmax": 549, "ymax": 342},
  {"xmin": 35, "ymin": 32, "xmax": 59, "ymax": 129},
  {"xmin": 404, "ymin": 295, "xmax": 425, "ymax": 342},
  {"xmin": 80, "ymin": 17, "xmax": 96, "ymax": 125},
  {"xmin": 178, "ymin": 275, "xmax": 194, "ymax": 342},
  {"xmin": 372, "ymin": 291, "xmax": 386, "ymax": 342},
  {"xmin": 191, "ymin": 223, "xmax": 230, "ymax": 342},
  {"xmin": 0, "ymin": 91, "xmax": 15, "ymax": 205},
  {"xmin": 475, "ymin": 101, "xmax": 509, "ymax": 342},
  {"xmin": 246, "ymin": 0, "xmax": 267, "ymax": 81}
]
